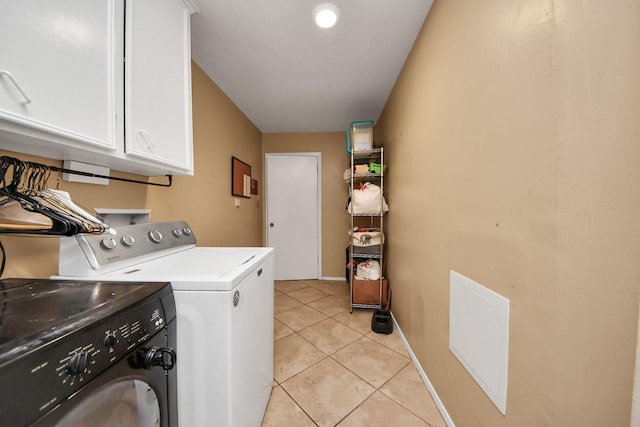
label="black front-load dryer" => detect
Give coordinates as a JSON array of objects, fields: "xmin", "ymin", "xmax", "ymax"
[{"xmin": 0, "ymin": 279, "xmax": 178, "ymax": 427}]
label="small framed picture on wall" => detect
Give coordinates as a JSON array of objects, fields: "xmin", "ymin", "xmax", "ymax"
[{"xmin": 231, "ymin": 157, "xmax": 251, "ymax": 198}]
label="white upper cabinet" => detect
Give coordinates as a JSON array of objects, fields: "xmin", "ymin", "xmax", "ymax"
[
  {"xmin": 0, "ymin": 0, "xmax": 196, "ymax": 176},
  {"xmin": 125, "ymin": 0, "xmax": 194, "ymax": 174},
  {"xmin": 0, "ymin": 0, "xmax": 123, "ymax": 152}
]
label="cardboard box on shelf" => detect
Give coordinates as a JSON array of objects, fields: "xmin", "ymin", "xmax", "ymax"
[{"xmin": 352, "ymin": 278, "xmax": 388, "ymax": 307}]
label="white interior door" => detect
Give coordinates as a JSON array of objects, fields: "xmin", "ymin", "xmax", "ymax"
[{"xmin": 266, "ymin": 153, "xmax": 321, "ymax": 280}]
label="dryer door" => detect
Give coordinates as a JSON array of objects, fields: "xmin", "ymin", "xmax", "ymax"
[
  {"xmin": 53, "ymin": 379, "xmax": 161, "ymax": 426},
  {"xmin": 30, "ymin": 330, "xmax": 175, "ymax": 427}
]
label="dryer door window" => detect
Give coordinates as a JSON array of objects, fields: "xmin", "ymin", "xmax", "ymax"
[{"xmin": 53, "ymin": 379, "xmax": 161, "ymax": 427}]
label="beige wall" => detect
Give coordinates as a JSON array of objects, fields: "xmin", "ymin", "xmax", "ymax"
[
  {"xmin": 0, "ymin": 61, "xmax": 264, "ymax": 277},
  {"xmin": 3, "ymin": 3, "xmax": 639, "ymax": 422},
  {"xmin": 375, "ymin": 0, "xmax": 640, "ymax": 425},
  {"xmin": 262, "ymin": 132, "xmax": 349, "ymax": 278},
  {"xmin": 147, "ymin": 62, "xmax": 263, "ymax": 247}
]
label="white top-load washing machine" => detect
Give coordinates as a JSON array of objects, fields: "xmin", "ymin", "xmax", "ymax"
[{"xmin": 56, "ymin": 221, "xmax": 274, "ymax": 427}]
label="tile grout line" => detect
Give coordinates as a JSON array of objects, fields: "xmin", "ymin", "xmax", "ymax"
[
  {"xmin": 276, "ymin": 380, "xmax": 320, "ymax": 426},
  {"xmin": 276, "ymin": 292, "xmax": 408, "ymax": 425},
  {"xmin": 274, "ymin": 280, "xmax": 442, "ymax": 427}
]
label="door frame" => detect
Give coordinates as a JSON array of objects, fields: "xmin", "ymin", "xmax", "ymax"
[{"xmin": 264, "ymin": 152, "xmax": 322, "ymax": 279}]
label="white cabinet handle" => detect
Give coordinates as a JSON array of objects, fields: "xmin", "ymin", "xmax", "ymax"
[
  {"xmin": 0, "ymin": 70, "xmax": 32, "ymax": 104},
  {"xmin": 137, "ymin": 129, "xmax": 155, "ymax": 150}
]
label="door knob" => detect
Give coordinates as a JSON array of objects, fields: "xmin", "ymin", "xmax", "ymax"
[{"xmin": 269, "ymin": 223, "xmax": 275, "ymax": 227}]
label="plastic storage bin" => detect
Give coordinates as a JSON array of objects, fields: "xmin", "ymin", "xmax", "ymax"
[{"xmin": 346, "ymin": 120, "xmax": 374, "ymax": 154}]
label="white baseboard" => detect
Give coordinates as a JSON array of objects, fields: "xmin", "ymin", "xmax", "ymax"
[
  {"xmin": 390, "ymin": 311, "xmax": 455, "ymax": 427},
  {"xmin": 319, "ymin": 276, "xmax": 346, "ymax": 281}
]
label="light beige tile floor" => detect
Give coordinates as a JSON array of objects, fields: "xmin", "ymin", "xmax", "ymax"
[{"xmin": 262, "ymin": 280, "xmax": 447, "ymax": 427}]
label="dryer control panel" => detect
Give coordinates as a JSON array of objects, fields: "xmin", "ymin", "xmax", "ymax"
[{"xmin": 0, "ymin": 280, "xmax": 176, "ymax": 427}]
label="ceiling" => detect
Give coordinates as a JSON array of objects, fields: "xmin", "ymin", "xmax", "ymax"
[{"xmin": 189, "ymin": 0, "xmax": 433, "ymax": 133}]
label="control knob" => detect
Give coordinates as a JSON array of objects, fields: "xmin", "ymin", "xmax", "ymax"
[
  {"xmin": 121, "ymin": 235, "xmax": 135, "ymax": 247},
  {"xmin": 67, "ymin": 352, "xmax": 90, "ymax": 375},
  {"xmin": 101, "ymin": 237, "xmax": 117, "ymax": 250},
  {"xmin": 172, "ymin": 229, "xmax": 182, "ymax": 237},
  {"xmin": 148, "ymin": 230, "xmax": 163, "ymax": 243},
  {"xmin": 104, "ymin": 332, "xmax": 117, "ymax": 347},
  {"xmin": 138, "ymin": 347, "xmax": 176, "ymax": 371}
]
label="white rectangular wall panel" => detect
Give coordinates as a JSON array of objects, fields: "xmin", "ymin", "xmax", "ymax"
[
  {"xmin": 449, "ymin": 270, "xmax": 510, "ymax": 414},
  {"xmin": 63, "ymin": 160, "xmax": 110, "ymax": 186}
]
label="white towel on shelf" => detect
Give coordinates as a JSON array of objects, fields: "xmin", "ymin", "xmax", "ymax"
[{"xmin": 354, "ymin": 164, "xmax": 369, "ymax": 174}]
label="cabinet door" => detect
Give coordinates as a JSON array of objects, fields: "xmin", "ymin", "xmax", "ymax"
[
  {"xmin": 0, "ymin": 0, "xmax": 122, "ymax": 150},
  {"xmin": 125, "ymin": 0, "xmax": 194, "ymax": 174}
]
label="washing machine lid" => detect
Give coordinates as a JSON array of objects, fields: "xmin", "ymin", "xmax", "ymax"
[{"xmin": 93, "ymin": 247, "xmax": 274, "ymax": 291}]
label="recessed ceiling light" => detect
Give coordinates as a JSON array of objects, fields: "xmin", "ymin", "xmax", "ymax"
[{"xmin": 313, "ymin": 3, "xmax": 340, "ymax": 29}]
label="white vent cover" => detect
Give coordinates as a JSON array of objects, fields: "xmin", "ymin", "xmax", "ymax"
[{"xmin": 449, "ymin": 270, "xmax": 510, "ymax": 414}]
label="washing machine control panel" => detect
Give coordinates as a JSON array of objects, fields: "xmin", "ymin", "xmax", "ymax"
[{"xmin": 62, "ymin": 221, "xmax": 197, "ymax": 275}]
